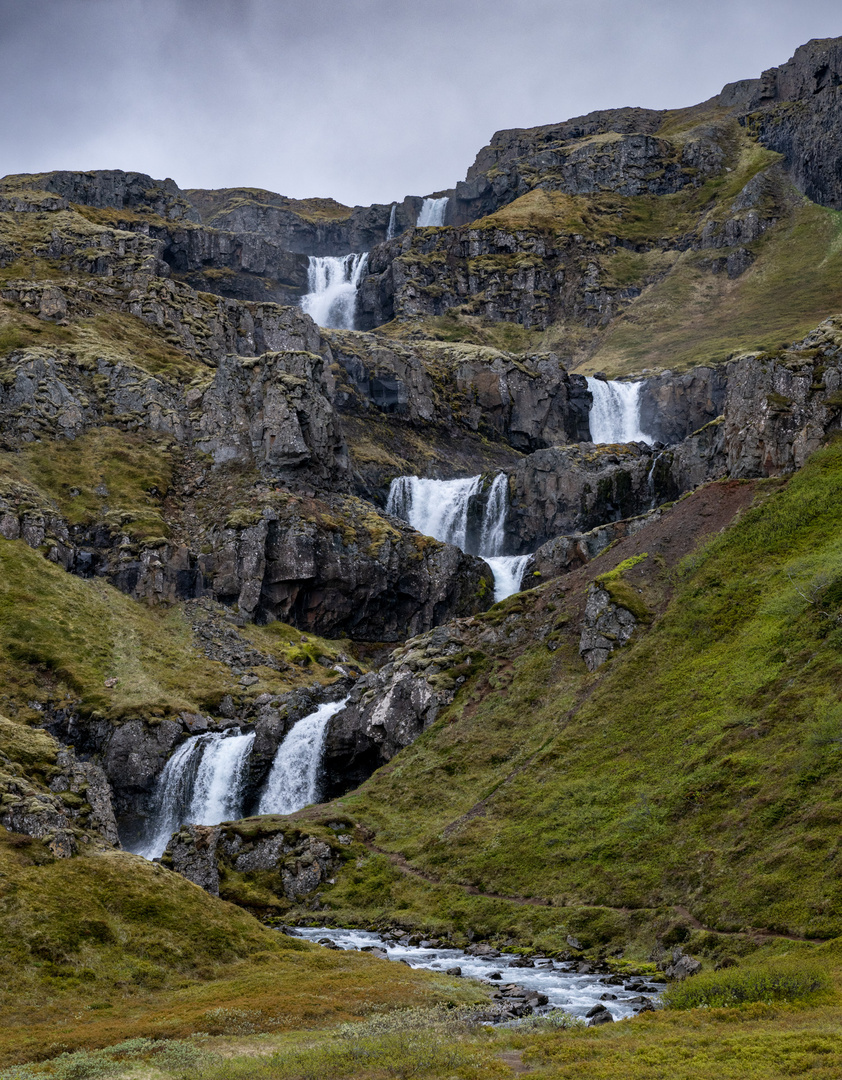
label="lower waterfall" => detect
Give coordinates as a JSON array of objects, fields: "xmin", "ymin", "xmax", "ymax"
[
  {"xmin": 133, "ymin": 729, "xmax": 255, "ymax": 860},
  {"xmin": 257, "ymin": 698, "xmax": 349, "ymax": 815},
  {"xmin": 386, "ymin": 473, "xmax": 530, "ymax": 601},
  {"xmin": 586, "ymin": 377, "xmax": 653, "ymax": 445},
  {"xmin": 301, "ymin": 253, "xmax": 368, "ymax": 329},
  {"xmin": 416, "ymin": 196, "xmax": 448, "ymax": 227}
]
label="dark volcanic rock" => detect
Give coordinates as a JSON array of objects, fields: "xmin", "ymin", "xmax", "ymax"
[
  {"xmin": 322, "ymin": 624, "xmax": 479, "ymax": 795},
  {"xmin": 162, "ymin": 821, "xmax": 342, "ymax": 903},
  {"xmin": 507, "ymin": 442, "xmax": 659, "ymax": 551},
  {"xmin": 719, "ymin": 37, "xmax": 842, "ymax": 210}
]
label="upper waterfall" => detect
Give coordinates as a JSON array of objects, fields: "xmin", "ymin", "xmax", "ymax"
[
  {"xmin": 257, "ymin": 699, "xmax": 349, "ymax": 815},
  {"xmin": 386, "ymin": 473, "xmax": 530, "ymax": 602},
  {"xmin": 130, "ymin": 729, "xmax": 255, "ymax": 860},
  {"xmin": 386, "ymin": 203, "xmax": 397, "ymax": 240},
  {"xmin": 586, "ymin": 378, "xmax": 653, "ymax": 445},
  {"xmin": 416, "ymin": 197, "xmax": 449, "ymax": 227},
  {"xmin": 300, "ymin": 253, "xmax": 368, "ymax": 329}
]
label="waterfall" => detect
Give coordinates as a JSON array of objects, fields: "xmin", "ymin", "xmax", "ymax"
[
  {"xmin": 483, "ymin": 555, "xmax": 532, "ymax": 603},
  {"xmin": 478, "ymin": 472, "xmax": 509, "ymax": 557},
  {"xmin": 133, "ymin": 729, "xmax": 256, "ymax": 859},
  {"xmin": 386, "ymin": 203, "xmax": 397, "ymax": 240},
  {"xmin": 300, "ymin": 253, "xmax": 368, "ymax": 329},
  {"xmin": 586, "ymin": 378, "xmax": 653, "ymax": 445},
  {"xmin": 386, "ymin": 475, "xmax": 483, "ymax": 551},
  {"xmin": 386, "ymin": 473, "xmax": 529, "ymax": 601},
  {"xmin": 416, "ymin": 197, "xmax": 448, "ymax": 227},
  {"xmin": 257, "ymin": 698, "xmax": 349, "ymax": 815}
]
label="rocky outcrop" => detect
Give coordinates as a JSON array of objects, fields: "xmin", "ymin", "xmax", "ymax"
[
  {"xmin": 507, "ymin": 443, "xmax": 661, "ymax": 551},
  {"xmin": 49, "ymin": 748, "xmax": 120, "ymax": 847},
  {"xmin": 193, "ymin": 348, "xmax": 350, "ymax": 488},
  {"xmin": 185, "ymin": 189, "xmax": 410, "ymax": 256},
  {"xmin": 0, "ymin": 717, "xmax": 119, "ymax": 855},
  {"xmin": 359, "ymin": 224, "xmax": 651, "ymax": 331},
  {"xmin": 162, "ymin": 821, "xmax": 342, "ymax": 904},
  {"xmin": 155, "ymin": 223, "xmax": 309, "ymax": 305},
  {"xmin": 32, "ymin": 170, "xmax": 200, "ymax": 221},
  {"xmin": 450, "ymin": 108, "xmax": 690, "ymax": 224},
  {"xmin": 578, "ymin": 583, "xmax": 637, "ymax": 671},
  {"xmin": 719, "ymin": 38, "xmax": 842, "ymax": 210},
  {"xmin": 326, "ymin": 331, "xmax": 590, "ymax": 490},
  {"xmin": 638, "ymin": 366, "xmax": 727, "ymax": 446},
  {"xmin": 322, "ymin": 624, "xmax": 478, "ymax": 794},
  {"xmin": 102, "ymin": 717, "xmax": 185, "ymax": 837},
  {"xmin": 526, "ymin": 508, "xmax": 664, "ymax": 583}
]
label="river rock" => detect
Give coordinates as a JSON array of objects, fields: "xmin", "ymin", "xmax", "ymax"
[{"xmin": 665, "ymin": 950, "xmax": 703, "ymax": 981}]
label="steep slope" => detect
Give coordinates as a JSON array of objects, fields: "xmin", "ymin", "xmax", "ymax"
[{"xmin": 299, "ymin": 439, "xmax": 842, "ymax": 949}]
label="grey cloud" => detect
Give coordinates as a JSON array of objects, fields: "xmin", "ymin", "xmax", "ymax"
[{"xmin": 1, "ymin": 0, "xmax": 841, "ymax": 205}]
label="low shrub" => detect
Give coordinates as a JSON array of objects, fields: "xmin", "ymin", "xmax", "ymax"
[{"xmin": 663, "ymin": 961, "xmax": 828, "ymax": 1009}]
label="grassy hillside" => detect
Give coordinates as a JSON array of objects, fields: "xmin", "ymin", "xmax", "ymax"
[
  {"xmin": 0, "ymin": 539, "xmax": 354, "ymax": 724},
  {"xmin": 309, "ymin": 438, "xmax": 842, "ymax": 949},
  {"xmin": 0, "ymin": 831, "xmax": 479, "ymax": 1066}
]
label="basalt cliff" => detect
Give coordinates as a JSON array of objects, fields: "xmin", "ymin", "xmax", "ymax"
[{"xmin": 3, "ymin": 35, "xmax": 842, "ymax": 1067}]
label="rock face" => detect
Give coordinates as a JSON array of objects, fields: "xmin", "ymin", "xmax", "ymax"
[
  {"xmin": 162, "ymin": 821, "xmax": 341, "ymax": 903},
  {"xmin": 638, "ymin": 367, "xmax": 727, "ymax": 446},
  {"xmin": 322, "ymin": 624, "xmax": 477, "ymax": 795},
  {"xmin": 0, "ymin": 719, "xmax": 119, "ymax": 856},
  {"xmin": 193, "ymin": 348, "xmax": 350, "ymax": 488},
  {"xmin": 327, "ymin": 331, "xmax": 591, "ymax": 491},
  {"xmin": 578, "ymin": 583, "xmax": 638, "ymax": 671},
  {"xmin": 507, "ymin": 443, "xmax": 663, "ymax": 551},
  {"xmin": 719, "ymin": 37, "xmax": 842, "ymax": 210},
  {"xmin": 358, "ymin": 223, "xmax": 652, "ymax": 331}
]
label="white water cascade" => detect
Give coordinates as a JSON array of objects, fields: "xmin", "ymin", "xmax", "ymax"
[
  {"xmin": 386, "ymin": 473, "xmax": 530, "ymax": 602},
  {"xmin": 416, "ymin": 197, "xmax": 449, "ymax": 227},
  {"xmin": 386, "ymin": 203, "xmax": 397, "ymax": 240},
  {"xmin": 300, "ymin": 253, "xmax": 369, "ymax": 329},
  {"xmin": 387, "ymin": 475, "xmax": 482, "ymax": 551},
  {"xmin": 586, "ymin": 377, "xmax": 653, "ymax": 445},
  {"xmin": 134, "ymin": 729, "xmax": 256, "ymax": 859},
  {"xmin": 257, "ymin": 698, "xmax": 349, "ymax": 815}
]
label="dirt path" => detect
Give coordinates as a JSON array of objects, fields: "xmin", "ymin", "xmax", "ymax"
[{"xmin": 360, "ymin": 841, "xmax": 824, "ymax": 943}]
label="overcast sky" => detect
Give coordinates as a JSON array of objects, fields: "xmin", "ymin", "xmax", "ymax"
[{"xmin": 2, "ymin": 0, "xmax": 840, "ymax": 206}]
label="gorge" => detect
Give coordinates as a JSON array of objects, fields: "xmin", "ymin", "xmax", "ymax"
[{"xmin": 3, "ymin": 31, "xmax": 842, "ymax": 1076}]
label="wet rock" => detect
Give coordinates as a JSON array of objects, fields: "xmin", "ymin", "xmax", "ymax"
[
  {"xmin": 586, "ymin": 1004, "xmax": 615, "ymax": 1026},
  {"xmin": 445, "ymin": 966, "xmax": 462, "ymax": 976},
  {"xmin": 508, "ymin": 443, "xmax": 657, "ymax": 551}
]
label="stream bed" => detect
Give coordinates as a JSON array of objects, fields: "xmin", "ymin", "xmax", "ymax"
[{"xmin": 293, "ymin": 927, "xmax": 664, "ymax": 1022}]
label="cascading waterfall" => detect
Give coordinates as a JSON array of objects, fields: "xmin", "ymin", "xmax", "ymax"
[
  {"xmin": 386, "ymin": 473, "xmax": 530, "ymax": 602},
  {"xmin": 416, "ymin": 196, "xmax": 448, "ymax": 227},
  {"xmin": 386, "ymin": 203, "xmax": 397, "ymax": 240},
  {"xmin": 257, "ymin": 698, "xmax": 349, "ymax": 815},
  {"xmin": 386, "ymin": 475, "xmax": 482, "ymax": 551},
  {"xmin": 300, "ymin": 253, "xmax": 368, "ymax": 329},
  {"xmin": 132, "ymin": 729, "xmax": 256, "ymax": 859},
  {"xmin": 586, "ymin": 377, "xmax": 653, "ymax": 445}
]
